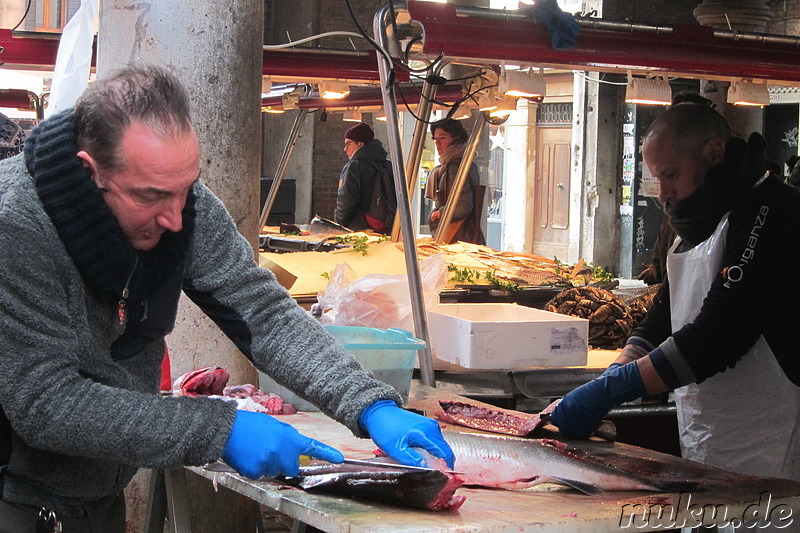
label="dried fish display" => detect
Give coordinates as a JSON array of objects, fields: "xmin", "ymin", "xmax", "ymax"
[{"xmin": 545, "ymin": 286, "xmax": 635, "ymax": 349}]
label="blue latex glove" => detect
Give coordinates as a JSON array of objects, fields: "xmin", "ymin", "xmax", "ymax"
[
  {"xmin": 359, "ymin": 400, "xmax": 456, "ymax": 469},
  {"xmin": 531, "ymin": 0, "xmax": 581, "ymax": 50},
  {"xmin": 550, "ymin": 362, "xmax": 645, "ymax": 439},
  {"xmin": 222, "ymin": 410, "xmax": 344, "ymax": 479},
  {"xmin": 599, "ymin": 362, "xmax": 622, "ymax": 378}
]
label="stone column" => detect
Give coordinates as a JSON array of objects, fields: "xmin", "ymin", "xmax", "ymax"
[
  {"xmin": 576, "ymin": 72, "xmax": 624, "ymax": 271},
  {"xmin": 0, "ymin": 2, "xmax": 25, "ymax": 28},
  {"xmin": 97, "ymin": 1, "xmax": 263, "ymax": 531}
]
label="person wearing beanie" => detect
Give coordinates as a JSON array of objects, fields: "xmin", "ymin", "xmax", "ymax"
[
  {"xmin": 0, "ymin": 66, "xmax": 454, "ymax": 531},
  {"xmin": 335, "ymin": 122, "xmax": 396, "ymax": 232},
  {"xmin": 344, "ymin": 122, "xmax": 374, "ymax": 146},
  {"xmin": 425, "ymin": 119, "xmax": 485, "ymax": 244}
]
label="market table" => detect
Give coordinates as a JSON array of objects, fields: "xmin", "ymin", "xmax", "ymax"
[{"xmin": 169, "ymin": 383, "xmax": 800, "ymax": 532}]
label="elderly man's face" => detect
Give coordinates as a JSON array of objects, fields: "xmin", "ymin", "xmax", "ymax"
[
  {"xmin": 79, "ymin": 121, "xmax": 201, "ymax": 251},
  {"xmin": 643, "ymin": 131, "xmax": 718, "ymax": 209}
]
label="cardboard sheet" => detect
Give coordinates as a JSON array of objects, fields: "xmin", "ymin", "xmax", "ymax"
[{"xmin": 259, "ymin": 240, "xmax": 409, "ymax": 297}]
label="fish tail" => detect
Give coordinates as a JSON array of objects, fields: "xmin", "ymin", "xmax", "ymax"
[
  {"xmin": 551, "ymin": 477, "xmax": 602, "ymax": 496},
  {"xmin": 649, "ymin": 478, "xmax": 700, "ymax": 493}
]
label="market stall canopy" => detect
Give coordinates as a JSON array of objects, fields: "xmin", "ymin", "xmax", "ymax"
[
  {"xmin": 6, "ymin": 11, "xmax": 800, "ymax": 84},
  {"xmin": 403, "ymin": 0, "xmax": 800, "ymax": 85}
]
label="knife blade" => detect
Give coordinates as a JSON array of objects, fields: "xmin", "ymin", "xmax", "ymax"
[
  {"xmin": 341, "ymin": 458, "xmax": 462, "ymax": 475},
  {"xmin": 202, "ymin": 459, "xmax": 461, "ymax": 476}
]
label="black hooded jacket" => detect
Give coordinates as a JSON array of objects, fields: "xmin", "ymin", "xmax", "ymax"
[{"xmin": 334, "ymin": 139, "xmax": 390, "ymax": 231}]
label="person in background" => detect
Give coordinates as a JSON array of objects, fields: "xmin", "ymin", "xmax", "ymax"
[
  {"xmin": 425, "ymin": 119, "xmax": 485, "ymax": 245},
  {"xmin": 0, "ymin": 112, "xmax": 25, "ymax": 161},
  {"xmin": 334, "ymin": 122, "xmax": 394, "ymax": 233},
  {"xmin": 551, "ymin": 104, "xmax": 800, "ymax": 501},
  {"xmin": 0, "ymin": 65, "xmax": 454, "ymax": 533}
]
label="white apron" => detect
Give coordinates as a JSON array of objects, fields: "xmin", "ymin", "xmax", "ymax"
[
  {"xmin": 669, "ymin": 214, "xmax": 800, "ymax": 531},
  {"xmin": 667, "ymin": 215, "xmax": 800, "ymax": 480}
]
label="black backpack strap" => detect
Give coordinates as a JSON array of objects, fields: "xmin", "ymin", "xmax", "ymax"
[
  {"xmin": 0, "ymin": 404, "xmax": 10, "ymax": 464},
  {"xmin": 0, "ymin": 403, "xmax": 9, "ymax": 498},
  {"xmin": 361, "ymin": 159, "xmax": 396, "ymax": 202},
  {"xmin": 359, "ymin": 158, "xmax": 381, "ymax": 175}
]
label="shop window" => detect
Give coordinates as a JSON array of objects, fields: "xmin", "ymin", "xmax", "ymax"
[
  {"xmin": 34, "ymin": 0, "xmax": 68, "ymax": 32},
  {"xmin": 536, "ymin": 103, "xmax": 573, "ymax": 126}
]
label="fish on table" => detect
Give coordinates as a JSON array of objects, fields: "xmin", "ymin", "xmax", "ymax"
[
  {"xmin": 426, "ymin": 431, "xmax": 699, "ymax": 495},
  {"xmin": 437, "ymin": 399, "xmax": 617, "ymax": 441},
  {"xmin": 202, "ymin": 416, "xmax": 697, "ymax": 511},
  {"xmin": 283, "ymin": 462, "xmax": 466, "ymax": 511},
  {"xmin": 283, "ymin": 429, "xmax": 699, "ymax": 509},
  {"xmin": 203, "ymin": 459, "xmax": 466, "ymax": 511}
]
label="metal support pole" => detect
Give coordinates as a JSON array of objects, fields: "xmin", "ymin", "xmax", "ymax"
[
  {"xmin": 163, "ymin": 469, "xmax": 193, "ymax": 533},
  {"xmin": 390, "ymin": 69, "xmax": 440, "ymax": 242},
  {"xmin": 29, "ymin": 92, "xmax": 44, "ymax": 123},
  {"xmin": 434, "ymin": 114, "xmax": 484, "ymax": 243},
  {"xmin": 374, "ymin": 3, "xmax": 436, "ymax": 388},
  {"xmin": 259, "ymin": 106, "xmax": 309, "ymax": 232}
]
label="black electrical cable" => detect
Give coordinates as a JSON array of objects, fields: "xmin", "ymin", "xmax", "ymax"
[
  {"xmin": 407, "ymin": 70, "xmax": 485, "ymax": 88},
  {"xmin": 11, "ymin": 0, "xmax": 32, "ymax": 31},
  {"xmin": 395, "ymin": 80, "xmax": 439, "ymax": 124},
  {"xmin": 402, "ymin": 35, "xmax": 446, "ymax": 75},
  {"xmin": 403, "ymin": 75, "xmax": 451, "ymax": 109},
  {"xmin": 460, "ymin": 82, "xmax": 499, "ymax": 108},
  {"xmin": 409, "ymin": 70, "xmax": 497, "ymax": 112},
  {"xmin": 343, "ymin": 0, "xmax": 396, "ymax": 88},
  {"xmin": 343, "ymin": 0, "xmax": 442, "ymax": 79},
  {"xmin": 388, "ymin": 0, "xmax": 401, "ymax": 54},
  {"xmin": 403, "ymin": 35, "xmax": 421, "ymax": 64},
  {"xmin": 399, "ymin": 34, "xmax": 444, "ymax": 74}
]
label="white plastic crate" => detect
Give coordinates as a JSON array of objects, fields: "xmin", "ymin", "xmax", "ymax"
[{"xmin": 427, "ymin": 303, "xmax": 588, "ymax": 370}]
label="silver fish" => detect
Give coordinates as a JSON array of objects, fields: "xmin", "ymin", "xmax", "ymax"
[{"xmin": 433, "ymin": 431, "xmax": 698, "ymax": 495}]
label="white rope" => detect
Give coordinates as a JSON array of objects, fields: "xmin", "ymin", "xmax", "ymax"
[{"xmin": 263, "ymin": 31, "xmax": 365, "ymax": 50}]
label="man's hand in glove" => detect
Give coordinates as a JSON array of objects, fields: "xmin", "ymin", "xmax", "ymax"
[
  {"xmin": 222, "ymin": 410, "xmax": 343, "ymax": 479},
  {"xmin": 550, "ymin": 361, "xmax": 646, "ymax": 439},
  {"xmin": 359, "ymin": 400, "xmax": 456, "ymax": 469}
]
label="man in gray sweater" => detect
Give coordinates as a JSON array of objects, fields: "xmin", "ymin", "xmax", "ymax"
[{"xmin": 0, "ymin": 64, "xmax": 454, "ymax": 532}]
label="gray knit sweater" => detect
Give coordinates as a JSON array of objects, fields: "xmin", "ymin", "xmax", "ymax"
[{"xmin": 0, "ymin": 151, "xmax": 400, "ymax": 516}]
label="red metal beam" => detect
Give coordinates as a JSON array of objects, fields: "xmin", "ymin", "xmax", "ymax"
[
  {"xmin": 263, "ymin": 49, "xmax": 409, "ymax": 83},
  {"xmin": 0, "ymin": 29, "xmax": 70, "ymax": 69},
  {"xmin": 262, "ymin": 82, "xmax": 462, "ymax": 109},
  {"xmin": 408, "ymin": 1, "xmax": 800, "ymax": 83},
  {"xmin": 0, "ymin": 88, "xmax": 35, "ymax": 109},
  {"xmin": 0, "ymin": 31, "xmax": 404, "ymax": 84}
]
